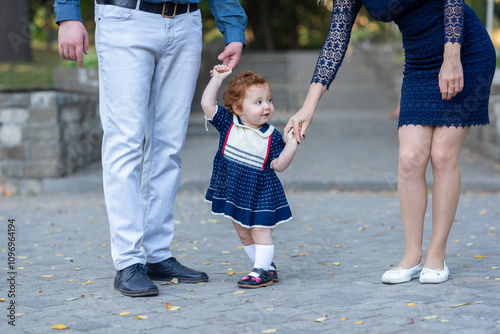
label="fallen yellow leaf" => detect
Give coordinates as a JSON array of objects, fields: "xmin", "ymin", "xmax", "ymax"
[
  {"xmin": 333, "ymin": 262, "xmax": 340, "ymax": 266},
  {"xmin": 41, "ymin": 275, "xmax": 54, "ymax": 278},
  {"xmin": 0, "ymin": 298, "xmax": 6, "ymax": 302},
  {"xmin": 354, "ymin": 321, "xmax": 364, "ymax": 325},
  {"xmin": 227, "ymin": 271, "xmax": 235, "ymax": 276},
  {"xmin": 67, "ymin": 279, "xmax": 74, "ymax": 282},
  {"xmin": 440, "ymin": 319, "xmax": 450, "ymax": 323},
  {"xmin": 473, "ymin": 255, "xmax": 487, "ymax": 258},
  {"xmin": 220, "ymin": 262, "xmax": 231, "ymax": 265},
  {"xmin": 479, "ymin": 209, "xmax": 487, "ymax": 215},
  {"xmin": 407, "ymin": 303, "xmax": 416, "ymax": 306},
  {"xmin": 135, "ymin": 315, "xmax": 148, "ymax": 320},
  {"xmin": 452, "ymin": 303, "xmax": 470, "ymax": 308},
  {"xmin": 316, "ymin": 317, "xmax": 328, "ymax": 323},
  {"xmin": 51, "ymin": 324, "xmax": 68, "ymax": 330},
  {"xmin": 120, "ymin": 312, "xmax": 130, "ymax": 316},
  {"xmin": 261, "ymin": 330, "xmax": 277, "ymax": 334},
  {"xmin": 491, "ymin": 267, "xmax": 498, "ymax": 269},
  {"xmin": 54, "ymin": 254, "xmax": 65, "ymax": 257},
  {"xmin": 233, "ymin": 291, "xmax": 246, "ymax": 295},
  {"xmin": 340, "ymin": 317, "xmax": 348, "ymax": 321},
  {"xmin": 266, "ymin": 308, "xmax": 275, "ymax": 311},
  {"xmin": 422, "ymin": 315, "xmax": 439, "ymax": 320}
]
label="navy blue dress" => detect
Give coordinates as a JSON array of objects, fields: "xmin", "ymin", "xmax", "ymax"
[
  {"xmin": 205, "ymin": 106, "xmax": 292, "ymax": 228},
  {"xmin": 312, "ymin": 0, "xmax": 496, "ymax": 128}
]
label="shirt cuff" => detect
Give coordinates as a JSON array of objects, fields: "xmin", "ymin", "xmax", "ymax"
[
  {"xmin": 55, "ymin": 3, "xmax": 83, "ymax": 24},
  {"xmin": 223, "ymin": 29, "xmax": 246, "ymax": 46}
]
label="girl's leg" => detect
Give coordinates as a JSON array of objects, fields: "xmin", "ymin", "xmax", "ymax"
[
  {"xmin": 232, "ymin": 222, "xmax": 256, "ymax": 263},
  {"xmin": 251, "ymin": 228, "xmax": 274, "ymax": 272},
  {"xmin": 425, "ymin": 126, "xmax": 470, "ymax": 270},
  {"xmin": 233, "ymin": 222, "xmax": 253, "ymax": 246},
  {"xmin": 396, "ymin": 125, "xmax": 434, "ymax": 269}
]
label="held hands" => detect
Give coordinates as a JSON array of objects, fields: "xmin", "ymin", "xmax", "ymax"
[
  {"xmin": 285, "ymin": 127, "xmax": 298, "ymax": 146},
  {"xmin": 218, "ymin": 42, "xmax": 244, "ymax": 70},
  {"xmin": 58, "ymin": 20, "xmax": 89, "ymax": 68},
  {"xmin": 284, "ymin": 106, "xmax": 314, "ymax": 144},
  {"xmin": 211, "ymin": 64, "xmax": 232, "ymax": 80},
  {"xmin": 439, "ymin": 43, "xmax": 464, "ymax": 101}
]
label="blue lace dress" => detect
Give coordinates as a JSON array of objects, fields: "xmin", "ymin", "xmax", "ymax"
[
  {"xmin": 312, "ymin": 0, "xmax": 496, "ymax": 127},
  {"xmin": 205, "ymin": 106, "xmax": 292, "ymax": 228}
]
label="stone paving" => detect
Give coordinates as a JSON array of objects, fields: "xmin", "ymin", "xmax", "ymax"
[{"xmin": 0, "ymin": 190, "xmax": 499, "ymax": 333}]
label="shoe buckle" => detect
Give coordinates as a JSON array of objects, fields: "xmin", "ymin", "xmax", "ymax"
[{"xmin": 162, "ymin": 2, "xmax": 177, "ymax": 18}]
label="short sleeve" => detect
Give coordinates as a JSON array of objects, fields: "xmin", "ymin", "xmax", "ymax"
[
  {"xmin": 207, "ymin": 105, "xmax": 234, "ymax": 133},
  {"xmin": 269, "ymin": 130, "xmax": 286, "ymax": 163}
]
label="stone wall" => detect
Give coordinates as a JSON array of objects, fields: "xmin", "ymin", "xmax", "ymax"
[{"xmin": 0, "ymin": 90, "xmax": 101, "ymax": 190}]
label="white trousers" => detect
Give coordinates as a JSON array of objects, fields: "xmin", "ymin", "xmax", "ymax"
[{"xmin": 95, "ymin": 3, "xmax": 202, "ymax": 270}]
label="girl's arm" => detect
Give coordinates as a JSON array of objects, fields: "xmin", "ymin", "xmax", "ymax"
[
  {"xmin": 201, "ymin": 65, "xmax": 232, "ymax": 119},
  {"xmin": 271, "ymin": 130, "xmax": 298, "ymax": 172},
  {"xmin": 440, "ymin": 0, "xmax": 464, "ymax": 101}
]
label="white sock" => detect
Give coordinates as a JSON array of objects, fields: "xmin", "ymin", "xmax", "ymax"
[
  {"xmin": 243, "ymin": 244, "xmax": 255, "ymax": 262},
  {"xmin": 249, "ymin": 244, "xmax": 274, "ymax": 277}
]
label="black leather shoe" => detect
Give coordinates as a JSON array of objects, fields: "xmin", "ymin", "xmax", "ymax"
[
  {"xmin": 237, "ymin": 267, "xmax": 274, "ymax": 288},
  {"xmin": 146, "ymin": 257, "xmax": 209, "ymax": 283},
  {"xmin": 114, "ymin": 263, "xmax": 159, "ymax": 297},
  {"xmin": 270, "ymin": 262, "xmax": 278, "ymax": 282}
]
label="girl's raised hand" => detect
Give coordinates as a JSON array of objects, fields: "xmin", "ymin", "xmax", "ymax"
[{"xmin": 211, "ymin": 64, "xmax": 232, "ymax": 79}]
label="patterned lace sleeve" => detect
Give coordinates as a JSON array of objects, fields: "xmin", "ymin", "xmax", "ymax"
[
  {"xmin": 311, "ymin": 0, "xmax": 362, "ymax": 89},
  {"xmin": 444, "ymin": 0, "xmax": 464, "ymax": 44}
]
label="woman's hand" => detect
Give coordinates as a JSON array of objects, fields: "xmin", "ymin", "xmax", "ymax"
[
  {"xmin": 284, "ymin": 83, "xmax": 326, "ymax": 144},
  {"xmin": 284, "ymin": 106, "xmax": 314, "ymax": 144},
  {"xmin": 439, "ymin": 42, "xmax": 463, "ymax": 101}
]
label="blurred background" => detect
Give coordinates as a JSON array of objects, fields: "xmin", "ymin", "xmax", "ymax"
[{"xmin": 1, "ymin": 0, "xmax": 499, "ymax": 90}]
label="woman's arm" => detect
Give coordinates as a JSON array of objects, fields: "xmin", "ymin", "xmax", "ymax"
[
  {"xmin": 439, "ymin": 0, "xmax": 464, "ymax": 101},
  {"xmin": 285, "ymin": 0, "xmax": 361, "ymax": 143}
]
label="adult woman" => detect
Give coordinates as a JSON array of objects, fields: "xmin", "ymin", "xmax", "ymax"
[{"xmin": 285, "ymin": 0, "xmax": 495, "ymax": 284}]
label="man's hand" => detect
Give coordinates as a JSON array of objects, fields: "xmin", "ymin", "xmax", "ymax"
[
  {"xmin": 218, "ymin": 42, "xmax": 244, "ymax": 70},
  {"xmin": 58, "ymin": 20, "xmax": 89, "ymax": 68}
]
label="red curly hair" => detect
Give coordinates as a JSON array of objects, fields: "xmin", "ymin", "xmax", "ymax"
[{"xmin": 223, "ymin": 70, "xmax": 271, "ymax": 115}]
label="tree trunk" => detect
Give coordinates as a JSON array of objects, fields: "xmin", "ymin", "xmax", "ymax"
[
  {"xmin": 259, "ymin": 0, "xmax": 275, "ymax": 51},
  {"xmin": 0, "ymin": 0, "xmax": 32, "ymax": 62}
]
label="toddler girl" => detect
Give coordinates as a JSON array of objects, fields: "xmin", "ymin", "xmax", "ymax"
[{"xmin": 201, "ymin": 65, "xmax": 298, "ymax": 288}]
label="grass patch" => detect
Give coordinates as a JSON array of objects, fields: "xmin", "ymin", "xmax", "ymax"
[{"xmin": 0, "ymin": 42, "xmax": 97, "ymax": 90}]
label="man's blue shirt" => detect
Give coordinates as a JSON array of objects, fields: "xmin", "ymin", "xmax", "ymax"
[{"xmin": 54, "ymin": 0, "xmax": 247, "ymax": 45}]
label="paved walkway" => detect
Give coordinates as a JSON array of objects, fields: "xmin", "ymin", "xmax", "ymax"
[{"xmin": 1, "ymin": 51, "xmax": 500, "ymax": 333}]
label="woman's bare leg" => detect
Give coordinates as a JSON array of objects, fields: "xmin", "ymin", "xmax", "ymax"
[
  {"xmin": 425, "ymin": 126, "xmax": 470, "ymax": 270},
  {"xmin": 396, "ymin": 125, "xmax": 434, "ymax": 268}
]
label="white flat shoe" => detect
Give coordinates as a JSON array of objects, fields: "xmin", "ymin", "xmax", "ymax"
[
  {"xmin": 419, "ymin": 262, "xmax": 449, "ymax": 284},
  {"xmin": 381, "ymin": 262, "xmax": 423, "ymax": 284}
]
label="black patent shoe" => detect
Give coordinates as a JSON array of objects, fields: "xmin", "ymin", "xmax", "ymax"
[
  {"xmin": 237, "ymin": 268, "xmax": 274, "ymax": 289},
  {"xmin": 147, "ymin": 257, "xmax": 209, "ymax": 283},
  {"xmin": 114, "ymin": 263, "xmax": 159, "ymax": 297},
  {"xmin": 270, "ymin": 262, "xmax": 278, "ymax": 282}
]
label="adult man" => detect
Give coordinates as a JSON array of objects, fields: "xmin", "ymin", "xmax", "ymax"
[{"xmin": 54, "ymin": 0, "xmax": 247, "ymax": 297}]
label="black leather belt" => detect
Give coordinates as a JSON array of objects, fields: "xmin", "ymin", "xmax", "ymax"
[{"xmin": 96, "ymin": 0, "xmax": 198, "ymax": 18}]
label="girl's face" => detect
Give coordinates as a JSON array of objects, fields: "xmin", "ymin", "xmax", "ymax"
[{"xmin": 234, "ymin": 84, "xmax": 274, "ymax": 129}]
